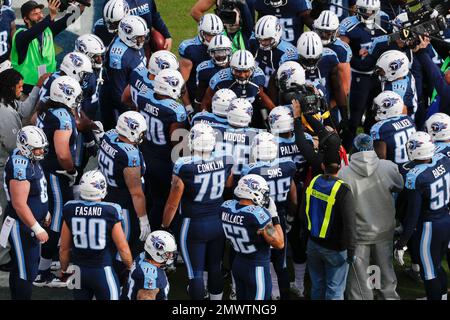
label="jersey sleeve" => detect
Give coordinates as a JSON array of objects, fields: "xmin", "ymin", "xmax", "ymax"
[
  {"xmin": 370, "ymin": 121, "xmax": 383, "ymax": 141},
  {"xmin": 170, "ymin": 102, "xmax": 187, "ymax": 123},
  {"xmin": 251, "ymin": 207, "xmax": 271, "ymax": 230},
  {"xmin": 339, "ymin": 16, "xmax": 357, "ymax": 36},
  {"xmin": 10, "ymin": 157, "xmax": 29, "ymax": 181},
  {"xmin": 252, "ymin": 67, "xmax": 266, "ymax": 87},
  {"xmin": 107, "ymin": 202, "xmax": 124, "ymax": 224},
  {"xmin": 52, "ymin": 109, "xmax": 73, "ymax": 131},
  {"xmin": 173, "ymin": 157, "xmax": 190, "ymax": 177},
  {"xmin": 121, "ymin": 145, "xmax": 142, "ymax": 167},
  {"xmin": 209, "ymin": 70, "xmax": 225, "ymax": 90},
  {"xmin": 178, "ymin": 39, "xmax": 194, "ymax": 59}
]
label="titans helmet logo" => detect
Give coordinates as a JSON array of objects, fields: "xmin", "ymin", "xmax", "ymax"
[
  {"xmin": 431, "ymin": 122, "xmax": 447, "ymax": 133},
  {"xmin": 155, "ymin": 57, "xmax": 170, "ymax": 70},
  {"xmin": 18, "ymin": 131, "xmax": 27, "ymax": 145},
  {"xmin": 279, "ymin": 67, "xmax": 295, "ymax": 81},
  {"xmin": 151, "ymin": 235, "xmax": 165, "ymax": 250},
  {"xmin": 381, "ymin": 97, "xmax": 399, "ymax": 108},
  {"xmin": 389, "ymin": 59, "xmax": 404, "ymax": 71},
  {"xmin": 243, "ymin": 177, "xmax": 260, "ymax": 191},
  {"xmin": 58, "ymin": 83, "xmax": 75, "ymax": 96},
  {"xmin": 90, "ymin": 179, "xmax": 106, "ymax": 190},
  {"xmin": 124, "ymin": 116, "xmax": 140, "ymax": 130},
  {"xmin": 76, "ymin": 40, "xmax": 87, "ymax": 54},
  {"xmin": 245, "ymin": 106, "xmax": 253, "ymax": 117},
  {"xmin": 120, "ymin": 22, "xmax": 133, "ymax": 34},
  {"xmin": 163, "ymin": 76, "xmax": 179, "ymax": 87},
  {"xmin": 69, "ymin": 53, "xmax": 83, "ymax": 67},
  {"xmin": 408, "ymin": 140, "xmax": 423, "ymax": 151},
  {"xmin": 269, "ymin": 113, "xmax": 281, "ymax": 125}
]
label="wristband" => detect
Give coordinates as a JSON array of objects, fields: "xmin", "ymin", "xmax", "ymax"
[
  {"xmin": 31, "ymin": 222, "xmax": 45, "ymax": 235},
  {"xmin": 271, "ymin": 217, "xmax": 280, "ymax": 226}
]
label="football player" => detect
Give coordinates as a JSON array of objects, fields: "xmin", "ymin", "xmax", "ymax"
[
  {"xmin": 34, "ymin": 76, "xmax": 82, "ymax": 288},
  {"xmin": 249, "ymin": 15, "xmax": 299, "ymax": 88},
  {"xmin": 242, "ymin": 132, "xmax": 297, "ymax": 300},
  {"xmin": 370, "ymin": 90, "xmax": 416, "ymax": 166},
  {"xmin": 192, "ymin": 88, "xmax": 236, "ymax": 126},
  {"xmin": 426, "ymin": 113, "xmax": 450, "ymax": 158},
  {"xmin": 221, "ymin": 174, "xmax": 284, "ymax": 300},
  {"xmin": 179, "ymin": 13, "xmax": 224, "ymax": 113},
  {"xmin": 4, "ymin": 126, "xmax": 50, "ymax": 300},
  {"xmin": 132, "ymin": 69, "xmax": 187, "ymax": 230},
  {"xmin": 122, "ymin": 230, "xmax": 176, "ymax": 300},
  {"xmin": 59, "ymin": 170, "xmax": 133, "ymax": 300},
  {"xmin": 396, "ymin": 132, "xmax": 450, "ymax": 300},
  {"xmin": 195, "ymin": 35, "xmax": 233, "ymax": 104},
  {"xmin": 101, "ymin": 15, "xmax": 148, "ymax": 131},
  {"xmin": 93, "ymin": 0, "xmax": 130, "ymax": 47},
  {"xmin": 98, "ymin": 111, "xmax": 150, "ymax": 262},
  {"xmin": 254, "ymin": 0, "xmax": 313, "ymax": 47},
  {"xmin": 162, "ymin": 123, "xmax": 234, "ymax": 300}
]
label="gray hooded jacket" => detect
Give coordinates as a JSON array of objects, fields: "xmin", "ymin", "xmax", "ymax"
[{"xmin": 338, "ymin": 151, "xmax": 404, "ymax": 244}]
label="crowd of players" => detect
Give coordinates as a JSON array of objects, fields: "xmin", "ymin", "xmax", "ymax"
[{"xmin": 1, "ymin": 0, "xmax": 450, "ymax": 300}]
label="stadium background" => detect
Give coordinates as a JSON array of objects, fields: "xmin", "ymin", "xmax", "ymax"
[{"xmin": 0, "ymin": 0, "xmax": 446, "ymax": 300}]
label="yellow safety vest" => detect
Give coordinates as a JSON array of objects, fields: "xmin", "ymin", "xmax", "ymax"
[{"xmin": 305, "ymin": 174, "xmax": 343, "ymax": 239}]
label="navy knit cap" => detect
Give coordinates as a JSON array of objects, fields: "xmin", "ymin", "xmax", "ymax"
[{"xmin": 353, "ymin": 134, "xmax": 374, "ymax": 152}]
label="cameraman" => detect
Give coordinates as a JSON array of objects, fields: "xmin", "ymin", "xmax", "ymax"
[
  {"xmin": 11, "ymin": 0, "xmax": 86, "ymax": 95},
  {"xmin": 414, "ymin": 35, "xmax": 450, "ymax": 115}
]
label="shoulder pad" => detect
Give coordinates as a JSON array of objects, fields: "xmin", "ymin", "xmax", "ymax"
[
  {"xmin": 248, "ymin": 206, "xmax": 271, "ymax": 225},
  {"xmin": 178, "ymin": 37, "xmax": 201, "ymax": 57},
  {"xmin": 51, "ymin": 108, "xmax": 73, "ymax": 131},
  {"xmin": 222, "ymin": 199, "xmax": 237, "ymax": 209},
  {"xmin": 253, "ymin": 66, "xmax": 265, "ymax": 78},
  {"xmin": 210, "ymin": 69, "xmax": 232, "ymax": 89},
  {"xmin": 339, "ymin": 16, "xmax": 359, "ymax": 34},
  {"xmin": 405, "ymin": 165, "xmax": 427, "ymax": 190},
  {"xmin": 168, "ymin": 101, "xmax": 187, "ymax": 122},
  {"xmin": 196, "ymin": 60, "xmax": 215, "ymax": 73},
  {"xmin": 173, "ymin": 156, "xmax": 193, "ymax": 175}
]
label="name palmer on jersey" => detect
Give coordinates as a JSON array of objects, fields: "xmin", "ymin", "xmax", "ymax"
[{"xmin": 279, "ymin": 144, "xmax": 300, "ymax": 158}]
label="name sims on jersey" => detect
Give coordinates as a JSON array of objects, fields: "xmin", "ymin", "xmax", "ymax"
[
  {"xmin": 267, "ymin": 168, "xmax": 283, "ymax": 179},
  {"xmin": 100, "ymin": 140, "xmax": 118, "ymax": 158},
  {"xmin": 144, "ymin": 104, "xmax": 159, "ymax": 116},
  {"xmin": 197, "ymin": 160, "xmax": 224, "ymax": 173},
  {"xmin": 74, "ymin": 206, "xmax": 103, "ymax": 216},
  {"xmin": 432, "ymin": 164, "xmax": 447, "ymax": 179},
  {"xmin": 224, "ymin": 132, "xmax": 245, "ymax": 143},
  {"xmin": 222, "ymin": 212, "xmax": 244, "ymax": 225},
  {"xmin": 392, "ymin": 119, "xmax": 412, "ymax": 131},
  {"xmin": 280, "ymin": 144, "xmax": 299, "ymax": 156}
]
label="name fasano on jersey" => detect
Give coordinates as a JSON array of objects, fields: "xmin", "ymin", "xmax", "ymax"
[
  {"xmin": 392, "ymin": 119, "xmax": 412, "ymax": 131},
  {"xmin": 280, "ymin": 144, "xmax": 300, "ymax": 157},
  {"xmin": 101, "ymin": 140, "xmax": 118, "ymax": 158},
  {"xmin": 222, "ymin": 212, "xmax": 244, "ymax": 225},
  {"xmin": 75, "ymin": 206, "xmax": 103, "ymax": 216},
  {"xmin": 197, "ymin": 160, "xmax": 225, "ymax": 173}
]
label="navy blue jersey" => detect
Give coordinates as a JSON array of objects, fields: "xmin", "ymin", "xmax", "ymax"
[
  {"xmin": 250, "ymin": 37, "xmax": 298, "ymax": 87},
  {"xmin": 242, "ymin": 158, "xmax": 296, "ymax": 208},
  {"xmin": 132, "ymin": 90, "xmax": 187, "ymax": 161},
  {"xmin": 105, "ymin": 37, "xmax": 146, "ymax": 105},
  {"xmin": 93, "ymin": 18, "xmax": 115, "ymax": 48},
  {"xmin": 126, "ymin": 0, "xmax": 171, "ymax": 38},
  {"xmin": 173, "ymin": 153, "xmax": 234, "ymax": 219},
  {"xmin": 329, "ymin": 0, "xmax": 355, "ymax": 21},
  {"xmin": 382, "ymin": 74, "xmax": 418, "ymax": 116},
  {"xmin": 380, "ymin": 0, "xmax": 404, "ymax": 20},
  {"xmin": 304, "ymin": 48, "xmax": 339, "ymax": 100},
  {"xmin": 129, "ymin": 64, "xmax": 154, "ymax": 97},
  {"xmin": 98, "ymin": 130, "xmax": 145, "ymax": 202},
  {"xmin": 36, "ymin": 107, "xmax": 77, "ymax": 173},
  {"xmin": 327, "ymin": 38, "xmax": 352, "ymax": 63},
  {"xmin": 399, "ymin": 160, "xmax": 417, "ymax": 180},
  {"xmin": 214, "ymin": 125, "xmax": 261, "ymax": 178},
  {"xmin": 339, "ymin": 13, "xmax": 392, "ymax": 73},
  {"xmin": 190, "ymin": 111, "xmax": 228, "ymax": 126},
  {"xmin": 62, "ymin": 200, "xmax": 123, "ymax": 267},
  {"xmin": 221, "ymin": 199, "xmax": 272, "ymax": 262},
  {"xmin": 435, "ymin": 141, "xmax": 450, "ymax": 159},
  {"xmin": 0, "ymin": 5, "xmax": 15, "ymax": 63},
  {"xmin": 124, "ymin": 252, "xmax": 169, "ymax": 300},
  {"xmin": 209, "ymin": 67, "xmax": 265, "ymax": 105},
  {"xmin": 254, "ymin": 0, "xmax": 312, "ymax": 46},
  {"xmin": 178, "ymin": 36, "xmax": 209, "ymax": 99},
  {"xmin": 196, "ymin": 59, "xmax": 224, "ymax": 88},
  {"xmin": 370, "ymin": 115, "xmax": 416, "ymax": 165},
  {"xmin": 4, "ymin": 149, "xmax": 48, "ymax": 224},
  {"xmin": 405, "ymin": 153, "xmax": 450, "ymax": 221},
  {"xmin": 275, "ymin": 134, "xmax": 311, "ymax": 172}
]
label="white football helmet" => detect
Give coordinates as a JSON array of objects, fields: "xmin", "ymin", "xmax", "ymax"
[
  {"xmin": 269, "ymin": 106, "xmax": 294, "ymax": 134},
  {"xmin": 198, "ymin": 13, "xmax": 224, "ymax": 46},
  {"xmin": 356, "ymin": 0, "xmax": 381, "ymax": 29},
  {"xmin": 212, "ymin": 88, "xmax": 237, "ymax": 117},
  {"xmin": 234, "ymin": 174, "xmax": 270, "ymax": 207},
  {"xmin": 297, "ymin": 32, "xmax": 323, "ymax": 71},
  {"xmin": 148, "ymin": 50, "xmax": 179, "ymax": 76},
  {"xmin": 277, "ymin": 61, "xmax": 306, "ymax": 90},
  {"xmin": 16, "ymin": 126, "xmax": 48, "ymax": 161},
  {"xmin": 313, "ymin": 10, "xmax": 340, "ymax": 46},
  {"xmin": 375, "ymin": 50, "xmax": 410, "ymax": 82},
  {"xmin": 425, "ymin": 113, "xmax": 450, "ymax": 142},
  {"xmin": 407, "ymin": 131, "xmax": 435, "ymax": 161},
  {"xmin": 252, "ymin": 132, "xmax": 278, "ymax": 162},
  {"xmin": 116, "ymin": 111, "xmax": 148, "ymax": 145},
  {"xmin": 144, "ymin": 230, "xmax": 177, "ymax": 265},
  {"xmin": 153, "ymin": 69, "xmax": 185, "ymax": 100},
  {"xmin": 74, "ymin": 34, "xmax": 106, "ymax": 70},
  {"xmin": 103, "ymin": 0, "xmax": 130, "ymax": 33},
  {"xmin": 372, "ymin": 91, "xmax": 405, "ymax": 121},
  {"xmin": 79, "ymin": 170, "xmax": 107, "ymax": 201},
  {"xmin": 60, "ymin": 52, "xmax": 93, "ymax": 84},
  {"xmin": 50, "ymin": 76, "xmax": 83, "ymax": 110},
  {"xmin": 230, "ymin": 50, "xmax": 255, "ymax": 85},
  {"xmin": 227, "ymin": 98, "xmax": 253, "ymax": 128},
  {"xmin": 393, "ymin": 12, "xmax": 409, "ymax": 32},
  {"xmin": 254, "ymin": 15, "xmax": 282, "ymax": 50},
  {"xmin": 189, "ymin": 123, "xmax": 216, "ymax": 153},
  {"xmin": 208, "ymin": 35, "xmax": 233, "ymax": 67},
  {"xmin": 118, "ymin": 15, "xmax": 148, "ymax": 50}
]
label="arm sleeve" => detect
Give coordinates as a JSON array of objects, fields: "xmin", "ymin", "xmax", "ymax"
[
  {"xmin": 236, "ymin": 1, "xmax": 254, "ymax": 41},
  {"xmin": 398, "ymin": 188, "xmax": 422, "ymax": 247},
  {"xmin": 49, "ymin": 13, "xmax": 73, "ymax": 36},
  {"xmin": 416, "ymin": 50, "xmax": 450, "ymax": 104},
  {"xmin": 151, "ymin": 1, "xmax": 171, "ymax": 38},
  {"xmin": 16, "ymin": 86, "xmax": 40, "ymax": 118},
  {"xmin": 294, "ymin": 118, "xmax": 323, "ymax": 174},
  {"xmin": 338, "ymin": 187, "xmax": 356, "ymax": 258}
]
